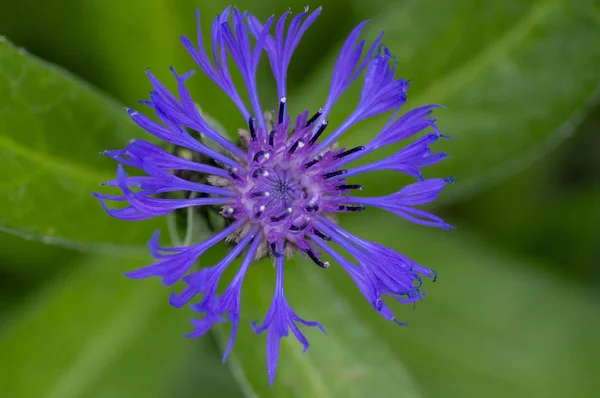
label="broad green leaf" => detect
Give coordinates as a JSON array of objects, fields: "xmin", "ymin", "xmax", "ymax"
[
  {"xmin": 0, "ymin": 254, "xmax": 242, "ymax": 398},
  {"xmin": 0, "ymin": 0, "xmax": 222, "ymax": 106},
  {"xmin": 0, "ymin": 231, "xmax": 78, "ymax": 274},
  {"xmin": 292, "ymin": 0, "xmax": 600, "ymax": 202},
  {"xmin": 213, "ymin": 257, "xmax": 422, "ymax": 397},
  {"xmin": 0, "ymin": 38, "xmax": 163, "ymax": 253},
  {"xmin": 320, "ymin": 211, "xmax": 600, "ymax": 398}
]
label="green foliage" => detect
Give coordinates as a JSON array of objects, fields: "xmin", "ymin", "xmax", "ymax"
[
  {"xmin": 0, "ymin": 0, "xmax": 598, "ymax": 397},
  {"xmin": 0, "ymin": 254, "xmax": 243, "ymax": 398},
  {"xmin": 0, "ymin": 38, "xmax": 163, "ymax": 252}
]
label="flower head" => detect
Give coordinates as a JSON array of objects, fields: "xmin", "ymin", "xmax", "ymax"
[{"xmin": 95, "ymin": 5, "xmax": 453, "ymax": 385}]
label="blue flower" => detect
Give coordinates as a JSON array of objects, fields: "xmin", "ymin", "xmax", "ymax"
[{"xmin": 95, "ymin": 6, "xmax": 453, "ymax": 385}]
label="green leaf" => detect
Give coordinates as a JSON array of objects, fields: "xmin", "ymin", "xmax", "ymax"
[
  {"xmin": 293, "ymin": 0, "xmax": 600, "ymax": 202},
  {"xmin": 319, "ymin": 211, "xmax": 600, "ymax": 398},
  {"xmin": 0, "ymin": 0, "xmax": 220, "ymax": 107},
  {"xmin": 0, "ymin": 254, "xmax": 242, "ymax": 398},
  {"xmin": 0, "ymin": 231, "xmax": 77, "ymax": 274},
  {"xmin": 0, "ymin": 37, "xmax": 163, "ymax": 253},
  {"xmin": 214, "ymin": 257, "xmax": 422, "ymax": 397}
]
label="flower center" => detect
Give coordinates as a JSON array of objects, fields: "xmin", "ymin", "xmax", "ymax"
[
  {"xmin": 211, "ymin": 101, "xmax": 368, "ymax": 259},
  {"xmin": 265, "ymin": 167, "xmax": 303, "ymax": 207}
]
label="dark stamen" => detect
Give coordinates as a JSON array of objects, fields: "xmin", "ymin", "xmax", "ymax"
[
  {"xmin": 289, "ymin": 220, "xmax": 309, "ymax": 232},
  {"xmin": 248, "ymin": 117, "xmax": 257, "ymax": 141},
  {"xmin": 254, "ymin": 205, "xmax": 266, "ymax": 218},
  {"xmin": 304, "ymin": 156, "xmax": 322, "ymax": 169},
  {"xmin": 313, "ymin": 229, "xmax": 331, "ymax": 241},
  {"xmin": 324, "ymin": 169, "xmax": 347, "ymax": 179},
  {"xmin": 253, "ymin": 150, "xmax": 269, "ymax": 162},
  {"xmin": 228, "ymin": 169, "xmax": 242, "ymax": 181},
  {"xmin": 270, "ymin": 242, "xmax": 283, "ymax": 257},
  {"xmin": 334, "ymin": 146, "xmax": 365, "ymax": 159},
  {"xmin": 278, "ymin": 97, "xmax": 286, "ymax": 124},
  {"xmin": 250, "ymin": 191, "xmax": 270, "ymax": 199},
  {"xmin": 338, "ymin": 204, "xmax": 366, "ymax": 212},
  {"xmin": 269, "ymin": 130, "xmax": 276, "ymax": 147},
  {"xmin": 271, "ymin": 208, "xmax": 292, "ymax": 222},
  {"xmin": 288, "ymin": 139, "xmax": 305, "ymax": 154},
  {"xmin": 305, "ymin": 108, "xmax": 324, "ymax": 127},
  {"xmin": 305, "ymin": 203, "xmax": 319, "ymax": 213},
  {"xmin": 337, "ymin": 184, "xmax": 364, "ymax": 191},
  {"xmin": 309, "ymin": 119, "xmax": 328, "ymax": 145},
  {"xmin": 252, "ymin": 169, "xmax": 268, "ymax": 179},
  {"xmin": 305, "ymin": 249, "xmax": 329, "ymax": 268}
]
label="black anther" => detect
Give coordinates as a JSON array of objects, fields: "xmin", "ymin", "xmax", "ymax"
[
  {"xmin": 305, "ymin": 108, "xmax": 323, "ymax": 127},
  {"xmin": 250, "ymin": 191, "xmax": 270, "ymax": 198},
  {"xmin": 334, "ymin": 146, "xmax": 365, "ymax": 159},
  {"xmin": 269, "ymin": 130, "xmax": 276, "ymax": 147},
  {"xmin": 278, "ymin": 97, "xmax": 286, "ymax": 125},
  {"xmin": 228, "ymin": 170, "xmax": 242, "ymax": 181},
  {"xmin": 309, "ymin": 119, "xmax": 328, "ymax": 145},
  {"xmin": 253, "ymin": 150, "xmax": 269, "ymax": 162},
  {"xmin": 337, "ymin": 184, "xmax": 363, "ymax": 191},
  {"xmin": 305, "ymin": 203, "xmax": 319, "ymax": 213},
  {"xmin": 248, "ymin": 117, "xmax": 257, "ymax": 141},
  {"xmin": 313, "ymin": 229, "xmax": 332, "ymax": 241},
  {"xmin": 305, "ymin": 249, "xmax": 329, "ymax": 268},
  {"xmin": 271, "ymin": 209, "xmax": 292, "ymax": 222},
  {"xmin": 304, "ymin": 156, "xmax": 322, "ymax": 169},
  {"xmin": 337, "ymin": 204, "xmax": 366, "ymax": 212},
  {"xmin": 324, "ymin": 169, "xmax": 347, "ymax": 179},
  {"xmin": 288, "ymin": 139, "xmax": 304, "ymax": 154}
]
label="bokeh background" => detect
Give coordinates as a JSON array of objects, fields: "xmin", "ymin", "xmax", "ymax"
[{"xmin": 1, "ymin": 0, "xmax": 598, "ymax": 397}]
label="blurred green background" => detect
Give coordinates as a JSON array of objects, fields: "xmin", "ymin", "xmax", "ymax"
[{"xmin": 0, "ymin": 0, "xmax": 598, "ymax": 397}]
